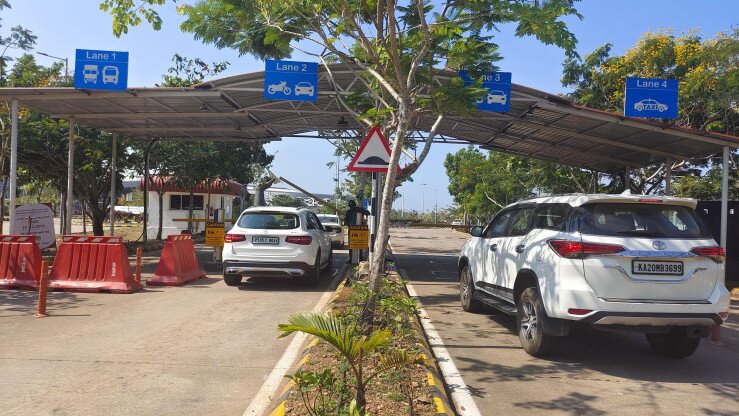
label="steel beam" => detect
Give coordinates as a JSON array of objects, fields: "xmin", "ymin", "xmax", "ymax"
[
  {"xmin": 66, "ymin": 120, "xmax": 75, "ymax": 235},
  {"xmin": 8, "ymin": 99, "xmax": 18, "ymax": 233},
  {"xmin": 109, "ymin": 134, "xmax": 117, "ymax": 235},
  {"xmin": 721, "ymin": 146, "xmax": 729, "ymax": 250}
]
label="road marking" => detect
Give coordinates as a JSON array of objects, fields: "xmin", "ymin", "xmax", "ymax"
[
  {"xmin": 401, "ymin": 268, "xmax": 482, "ymax": 416},
  {"xmin": 241, "ymin": 267, "xmax": 346, "ymax": 416}
]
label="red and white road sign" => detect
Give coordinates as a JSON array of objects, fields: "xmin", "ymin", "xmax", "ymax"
[{"xmin": 347, "ymin": 125, "xmax": 401, "ymax": 173}]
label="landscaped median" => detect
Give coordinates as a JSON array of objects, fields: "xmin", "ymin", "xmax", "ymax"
[{"xmin": 267, "ymin": 262, "xmax": 457, "ymax": 416}]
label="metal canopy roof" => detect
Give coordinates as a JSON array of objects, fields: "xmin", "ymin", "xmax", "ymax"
[{"xmin": 1, "ymin": 63, "xmax": 737, "ymax": 172}]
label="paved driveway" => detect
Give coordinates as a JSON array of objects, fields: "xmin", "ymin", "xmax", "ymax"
[
  {"xmin": 391, "ymin": 227, "xmax": 738, "ymax": 416},
  {"xmin": 0, "ymin": 245, "xmax": 346, "ymax": 416}
]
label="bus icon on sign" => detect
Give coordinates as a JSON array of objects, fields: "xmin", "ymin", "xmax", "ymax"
[{"xmin": 102, "ymin": 66, "xmax": 120, "ymax": 84}]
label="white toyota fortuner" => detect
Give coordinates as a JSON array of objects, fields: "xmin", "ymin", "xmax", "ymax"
[{"xmin": 458, "ymin": 194, "xmax": 730, "ymax": 358}]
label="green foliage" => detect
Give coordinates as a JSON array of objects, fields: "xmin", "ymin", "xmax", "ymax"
[
  {"xmin": 269, "ymin": 194, "xmax": 306, "ymax": 207},
  {"xmin": 287, "ymin": 369, "xmax": 338, "ymax": 416},
  {"xmin": 0, "ymin": 1, "xmax": 37, "ymax": 80},
  {"xmin": 444, "ymin": 145, "xmax": 598, "ymax": 220}
]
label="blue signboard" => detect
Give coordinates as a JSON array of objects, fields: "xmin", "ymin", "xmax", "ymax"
[
  {"xmin": 74, "ymin": 49, "xmax": 128, "ymax": 91},
  {"xmin": 460, "ymin": 71, "xmax": 512, "ymax": 112},
  {"xmin": 624, "ymin": 77, "xmax": 678, "ymax": 119},
  {"xmin": 264, "ymin": 60, "xmax": 318, "ymax": 102}
]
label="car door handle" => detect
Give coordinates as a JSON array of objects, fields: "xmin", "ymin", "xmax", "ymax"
[
  {"xmin": 489, "ymin": 244, "xmax": 498, "ymax": 252},
  {"xmin": 515, "ymin": 244, "xmax": 525, "ymax": 253}
]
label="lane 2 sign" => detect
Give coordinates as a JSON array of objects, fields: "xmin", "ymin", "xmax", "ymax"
[
  {"xmin": 264, "ymin": 60, "xmax": 318, "ymax": 102},
  {"xmin": 624, "ymin": 77, "xmax": 678, "ymax": 119}
]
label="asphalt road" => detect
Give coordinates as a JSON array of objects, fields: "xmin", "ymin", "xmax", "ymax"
[
  {"xmin": 0, "ymin": 245, "xmax": 346, "ymax": 416},
  {"xmin": 391, "ymin": 227, "xmax": 739, "ymax": 416}
]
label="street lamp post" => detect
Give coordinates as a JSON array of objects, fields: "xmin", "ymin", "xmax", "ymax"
[{"xmin": 37, "ymin": 52, "xmax": 69, "ymax": 79}]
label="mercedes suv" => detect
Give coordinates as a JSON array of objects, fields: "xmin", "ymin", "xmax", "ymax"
[{"xmin": 458, "ymin": 194, "xmax": 730, "ymax": 358}]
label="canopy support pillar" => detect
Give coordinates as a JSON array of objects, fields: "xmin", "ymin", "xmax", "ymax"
[
  {"xmin": 624, "ymin": 164, "xmax": 631, "ymax": 192},
  {"xmin": 109, "ymin": 133, "xmax": 118, "ymax": 236},
  {"xmin": 65, "ymin": 120, "xmax": 75, "ymax": 235},
  {"xmin": 720, "ymin": 146, "xmax": 729, "ymax": 249},
  {"xmin": 142, "ymin": 139, "xmax": 159, "ymax": 243},
  {"xmin": 8, "ymin": 99, "xmax": 18, "ymax": 234},
  {"xmin": 664, "ymin": 159, "xmax": 673, "ymax": 196}
]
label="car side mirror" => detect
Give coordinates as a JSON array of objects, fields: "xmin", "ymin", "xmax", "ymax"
[{"xmin": 470, "ymin": 226, "xmax": 483, "ymax": 237}]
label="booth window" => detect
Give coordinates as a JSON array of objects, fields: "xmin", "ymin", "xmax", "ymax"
[{"xmin": 170, "ymin": 195, "xmax": 204, "ymax": 210}]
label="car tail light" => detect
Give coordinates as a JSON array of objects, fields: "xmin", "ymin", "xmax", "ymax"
[
  {"xmin": 719, "ymin": 311, "xmax": 729, "ymax": 319},
  {"xmin": 690, "ymin": 246, "xmax": 725, "ymax": 263},
  {"xmin": 224, "ymin": 234, "xmax": 246, "ymax": 243},
  {"xmin": 286, "ymin": 235, "xmax": 312, "ymax": 245},
  {"xmin": 548, "ymin": 239, "xmax": 625, "ymax": 259},
  {"xmin": 568, "ymin": 308, "xmax": 593, "ymax": 315},
  {"xmin": 638, "ymin": 198, "xmax": 662, "ymax": 203}
]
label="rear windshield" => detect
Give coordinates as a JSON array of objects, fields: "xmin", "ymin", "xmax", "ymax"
[
  {"xmin": 579, "ymin": 203, "xmax": 712, "ymax": 239},
  {"xmin": 238, "ymin": 212, "xmax": 299, "ymax": 230},
  {"xmin": 317, "ymin": 215, "xmax": 340, "ymax": 224}
]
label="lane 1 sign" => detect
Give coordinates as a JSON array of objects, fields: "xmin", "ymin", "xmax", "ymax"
[
  {"xmin": 74, "ymin": 49, "xmax": 128, "ymax": 91},
  {"xmin": 264, "ymin": 59, "xmax": 318, "ymax": 102},
  {"xmin": 624, "ymin": 77, "xmax": 678, "ymax": 119},
  {"xmin": 460, "ymin": 70, "xmax": 512, "ymax": 113}
]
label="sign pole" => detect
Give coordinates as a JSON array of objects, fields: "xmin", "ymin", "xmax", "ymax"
[
  {"xmin": 8, "ymin": 99, "xmax": 18, "ymax": 234},
  {"xmin": 109, "ymin": 133, "xmax": 117, "ymax": 236},
  {"xmin": 66, "ymin": 120, "xmax": 75, "ymax": 235}
]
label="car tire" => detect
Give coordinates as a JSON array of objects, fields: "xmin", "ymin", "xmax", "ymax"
[
  {"xmin": 517, "ymin": 287, "xmax": 553, "ymax": 357},
  {"xmin": 322, "ymin": 249, "xmax": 333, "ymax": 272},
  {"xmin": 223, "ymin": 273, "xmax": 241, "ymax": 287},
  {"xmin": 301, "ymin": 251, "xmax": 321, "ymax": 287},
  {"xmin": 459, "ymin": 265, "xmax": 485, "ymax": 313},
  {"xmin": 646, "ymin": 327, "xmax": 701, "ymax": 359}
]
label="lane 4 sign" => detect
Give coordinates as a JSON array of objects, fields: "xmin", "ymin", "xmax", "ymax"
[
  {"xmin": 624, "ymin": 77, "xmax": 678, "ymax": 119},
  {"xmin": 74, "ymin": 49, "xmax": 128, "ymax": 91},
  {"xmin": 264, "ymin": 60, "xmax": 318, "ymax": 102},
  {"xmin": 459, "ymin": 70, "xmax": 512, "ymax": 113}
]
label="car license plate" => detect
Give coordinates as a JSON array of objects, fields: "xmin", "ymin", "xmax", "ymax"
[
  {"xmin": 631, "ymin": 260, "xmax": 683, "ymax": 276},
  {"xmin": 252, "ymin": 236, "xmax": 279, "ymax": 245}
]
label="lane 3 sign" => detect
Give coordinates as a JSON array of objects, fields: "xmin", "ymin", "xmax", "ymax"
[
  {"xmin": 624, "ymin": 77, "xmax": 678, "ymax": 119},
  {"xmin": 459, "ymin": 70, "xmax": 512, "ymax": 113}
]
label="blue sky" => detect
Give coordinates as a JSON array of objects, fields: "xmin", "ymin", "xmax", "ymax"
[{"xmin": 4, "ymin": 1, "xmax": 738, "ymax": 212}]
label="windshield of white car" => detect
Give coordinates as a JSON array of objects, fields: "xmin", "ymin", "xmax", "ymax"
[
  {"xmin": 238, "ymin": 212, "xmax": 300, "ymax": 229},
  {"xmin": 579, "ymin": 203, "xmax": 712, "ymax": 239},
  {"xmin": 317, "ymin": 215, "xmax": 340, "ymax": 224}
]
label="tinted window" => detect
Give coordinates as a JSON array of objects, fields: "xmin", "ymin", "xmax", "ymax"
[
  {"xmin": 485, "ymin": 211, "xmax": 513, "ymax": 238},
  {"xmin": 579, "ymin": 203, "xmax": 712, "ymax": 238},
  {"xmin": 238, "ymin": 212, "xmax": 299, "ymax": 229},
  {"xmin": 317, "ymin": 215, "xmax": 340, "ymax": 224},
  {"xmin": 306, "ymin": 213, "xmax": 320, "ymax": 230},
  {"xmin": 169, "ymin": 195, "xmax": 204, "ymax": 210},
  {"xmin": 507, "ymin": 208, "xmax": 535, "ymax": 236},
  {"xmin": 534, "ymin": 204, "xmax": 572, "ymax": 231}
]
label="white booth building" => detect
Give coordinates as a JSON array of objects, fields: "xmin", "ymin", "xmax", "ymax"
[{"xmin": 142, "ymin": 177, "xmax": 242, "ymax": 239}]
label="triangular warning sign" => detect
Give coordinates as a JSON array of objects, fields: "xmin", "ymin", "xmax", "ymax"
[{"xmin": 347, "ymin": 125, "xmax": 401, "ymax": 173}]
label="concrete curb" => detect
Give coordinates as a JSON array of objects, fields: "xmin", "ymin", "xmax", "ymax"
[{"xmin": 265, "ymin": 273, "xmax": 349, "ymax": 416}]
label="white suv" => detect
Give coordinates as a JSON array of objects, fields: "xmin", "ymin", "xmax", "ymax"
[
  {"xmin": 458, "ymin": 194, "xmax": 730, "ymax": 358},
  {"xmin": 222, "ymin": 207, "xmax": 333, "ymax": 286}
]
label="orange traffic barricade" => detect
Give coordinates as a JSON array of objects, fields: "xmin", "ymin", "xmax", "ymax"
[
  {"xmin": 48, "ymin": 235, "xmax": 142, "ymax": 294},
  {"xmin": 147, "ymin": 235, "xmax": 205, "ymax": 286},
  {"xmin": 0, "ymin": 235, "xmax": 42, "ymax": 290}
]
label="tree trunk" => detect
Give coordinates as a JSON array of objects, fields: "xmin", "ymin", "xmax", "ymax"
[
  {"xmin": 363, "ymin": 100, "xmax": 411, "ymax": 324},
  {"xmin": 90, "ymin": 205, "xmax": 105, "ymax": 236},
  {"xmin": 156, "ymin": 190, "xmax": 164, "ymax": 240},
  {"xmin": 187, "ymin": 187, "xmax": 195, "ymax": 233}
]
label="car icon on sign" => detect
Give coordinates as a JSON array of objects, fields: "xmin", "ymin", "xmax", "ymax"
[
  {"xmin": 486, "ymin": 90, "xmax": 507, "ymax": 105},
  {"xmin": 102, "ymin": 66, "xmax": 119, "ymax": 84},
  {"xmin": 634, "ymin": 98, "xmax": 668, "ymax": 112},
  {"xmin": 294, "ymin": 82, "xmax": 315, "ymax": 96}
]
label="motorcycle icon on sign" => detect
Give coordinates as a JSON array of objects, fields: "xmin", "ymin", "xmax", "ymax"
[{"xmin": 268, "ymin": 81, "xmax": 291, "ymax": 95}]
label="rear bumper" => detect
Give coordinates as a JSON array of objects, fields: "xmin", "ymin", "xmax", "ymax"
[
  {"xmin": 580, "ymin": 312, "xmax": 723, "ymax": 327},
  {"xmin": 223, "ymin": 260, "xmax": 311, "ymax": 278}
]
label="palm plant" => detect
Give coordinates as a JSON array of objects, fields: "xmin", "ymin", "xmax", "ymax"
[{"xmin": 279, "ymin": 313, "xmax": 427, "ymax": 415}]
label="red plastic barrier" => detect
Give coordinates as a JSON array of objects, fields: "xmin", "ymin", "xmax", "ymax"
[
  {"xmin": 0, "ymin": 235, "xmax": 42, "ymax": 290},
  {"xmin": 48, "ymin": 235, "xmax": 142, "ymax": 294},
  {"xmin": 147, "ymin": 235, "xmax": 205, "ymax": 286}
]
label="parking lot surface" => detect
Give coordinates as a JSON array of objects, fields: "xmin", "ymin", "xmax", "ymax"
[
  {"xmin": 0, "ymin": 245, "xmax": 346, "ymax": 416},
  {"xmin": 391, "ymin": 227, "xmax": 738, "ymax": 416}
]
